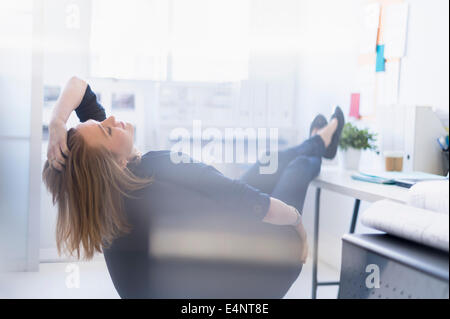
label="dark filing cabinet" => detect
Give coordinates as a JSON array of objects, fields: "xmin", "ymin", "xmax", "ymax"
[{"xmin": 338, "ymin": 233, "xmax": 449, "ymax": 299}]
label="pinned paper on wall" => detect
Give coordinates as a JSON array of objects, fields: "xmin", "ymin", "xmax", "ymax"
[
  {"xmin": 349, "ymin": 93, "xmax": 361, "ymax": 119},
  {"xmin": 357, "ymin": 65, "xmax": 376, "ymax": 117},
  {"xmin": 376, "ymin": 44, "xmax": 386, "ymax": 72},
  {"xmin": 385, "ymin": 60, "xmax": 400, "ymax": 105},
  {"xmin": 376, "ymin": 60, "xmax": 401, "ymax": 106},
  {"xmin": 375, "ymin": 0, "xmax": 404, "ymax": 45},
  {"xmin": 383, "ymin": 2, "xmax": 409, "ymax": 58},
  {"xmin": 356, "ymin": 0, "xmax": 406, "ymax": 118},
  {"xmin": 360, "ymin": 2, "xmax": 381, "ymax": 54},
  {"xmin": 358, "ymin": 53, "xmax": 376, "ymax": 66},
  {"xmin": 360, "ymin": 86, "xmax": 376, "ymax": 117}
]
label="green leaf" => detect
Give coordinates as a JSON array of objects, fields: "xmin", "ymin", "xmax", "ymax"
[{"xmin": 338, "ymin": 122, "xmax": 377, "ymax": 151}]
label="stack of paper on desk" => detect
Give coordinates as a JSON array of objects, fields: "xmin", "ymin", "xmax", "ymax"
[
  {"xmin": 351, "ymin": 172, "xmax": 396, "ymax": 184},
  {"xmin": 352, "ymin": 171, "xmax": 448, "ymax": 188},
  {"xmin": 361, "ymin": 200, "xmax": 449, "ymax": 252}
]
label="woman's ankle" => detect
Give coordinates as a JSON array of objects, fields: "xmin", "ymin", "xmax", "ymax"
[
  {"xmin": 317, "ymin": 120, "xmax": 337, "ymax": 148},
  {"xmin": 317, "ymin": 131, "xmax": 330, "ymax": 148}
]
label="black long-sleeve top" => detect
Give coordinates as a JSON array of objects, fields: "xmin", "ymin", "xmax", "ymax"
[{"xmin": 75, "ymin": 84, "xmax": 271, "ymax": 223}]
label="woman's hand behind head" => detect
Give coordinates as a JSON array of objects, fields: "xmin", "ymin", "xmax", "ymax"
[{"xmin": 47, "ymin": 119, "xmax": 69, "ymax": 171}]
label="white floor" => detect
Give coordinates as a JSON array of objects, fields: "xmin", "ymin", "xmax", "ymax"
[
  {"xmin": 284, "ymin": 257, "xmax": 340, "ymax": 299},
  {"xmin": 0, "ymin": 254, "xmax": 339, "ymax": 299}
]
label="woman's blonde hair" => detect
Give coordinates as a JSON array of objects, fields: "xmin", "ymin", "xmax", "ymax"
[{"xmin": 42, "ymin": 128, "xmax": 152, "ymax": 260}]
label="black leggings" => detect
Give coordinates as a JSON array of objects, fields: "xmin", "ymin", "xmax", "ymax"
[{"xmin": 241, "ymin": 134, "xmax": 325, "ymax": 213}]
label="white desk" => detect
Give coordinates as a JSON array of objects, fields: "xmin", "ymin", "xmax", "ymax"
[{"xmin": 309, "ymin": 166, "xmax": 410, "ymax": 299}]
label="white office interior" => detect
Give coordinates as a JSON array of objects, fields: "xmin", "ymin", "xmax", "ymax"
[{"xmin": 0, "ymin": 0, "xmax": 448, "ymax": 299}]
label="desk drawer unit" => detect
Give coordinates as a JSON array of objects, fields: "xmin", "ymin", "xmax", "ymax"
[{"xmin": 338, "ymin": 234, "xmax": 449, "ymax": 299}]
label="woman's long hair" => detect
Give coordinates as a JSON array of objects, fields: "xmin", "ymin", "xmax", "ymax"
[{"xmin": 42, "ymin": 128, "xmax": 152, "ymax": 260}]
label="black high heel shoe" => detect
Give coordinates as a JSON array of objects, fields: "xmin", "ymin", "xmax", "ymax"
[
  {"xmin": 323, "ymin": 106, "xmax": 345, "ymax": 159},
  {"xmin": 309, "ymin": 114, "xmax": 328, "ymax": 137}
]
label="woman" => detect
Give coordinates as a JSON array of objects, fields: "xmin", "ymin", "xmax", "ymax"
[{"xmin": 43, "ymin": 76, "xmax": 344, "ymax": 298}]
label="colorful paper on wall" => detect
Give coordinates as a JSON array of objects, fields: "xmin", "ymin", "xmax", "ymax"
[
  {"xmin": 358, "ymin": 53, "xmax": 377, "ymax": 66},
  {"xmin": 376, "ymin": 0, "xmax": 405, "ymax": 45},
  {"xmin": 376, "ymin": 60, "xmax": 400, "ymax": 106},
  {"xmin": 358, "ymin": 65, "xmax": 376, "ymax": 117},
  {"xmin": 383, "ymin": 2, "xmax": 409, "ymax": 58},
  {"xmin": 349, "ymin": 93, "xmax": 361, "ymax": 118},
  {"xmin": 360, "ymin": 3, "xmax": 381, "ymax": 54},
  {"xmin": 376, "ymin": 44, "xmax": 385, "ymax": 72}
]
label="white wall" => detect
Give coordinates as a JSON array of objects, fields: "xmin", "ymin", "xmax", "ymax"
[
  {"xmin": 399, "ymin": 0, "xmax": 449, "ymax": 113},
  {"xmin": 43, "ymin": 0, "xmax": 92, "ymax": 85},
  {"xmin": 296, "ymin": 0, "xmax": 449, "ymax": 272},
  {"xmin": 0, "ymin": 0, "xmax": 43, "ymax": 271}
]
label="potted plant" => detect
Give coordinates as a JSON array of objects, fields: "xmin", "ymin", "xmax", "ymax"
[{"xmin": 338, "ymin": 123, "xmax": 377, "ymax": 170}]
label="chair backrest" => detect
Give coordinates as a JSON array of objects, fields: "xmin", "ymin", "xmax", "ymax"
[{"xmin": 103, "ymin": 181, "xmax": 303, "ymax": 298}]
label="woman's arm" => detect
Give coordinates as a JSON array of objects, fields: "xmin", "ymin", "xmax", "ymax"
[
  {"xmin": 263, "ymin": 197, "xmax": 298, "ymax": 226},
  {"xmin": 139, "ymin": 151, "xmax": 302, "ymax": 228},
  {"xmin": 263, "ymin": 197, "xmax": 308, "ymax": 263},
  {"xmin": 138, "ymin": 151, "xmax": 309, "ymax": 263},
  {"xmin": 50, "ymin": 76, "xmax": 87, "ymax": 125},
  {"xmin": 47, "ymin": 76, "xmax": 87, "ymax": 170}
]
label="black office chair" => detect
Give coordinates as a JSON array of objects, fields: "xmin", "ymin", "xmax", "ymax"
[{"xmin": 103, "ymin": 182, "xmax": 304, "ymax": 298}]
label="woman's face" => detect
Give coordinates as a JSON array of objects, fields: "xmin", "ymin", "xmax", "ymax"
[{"xmin": 77, "ymin": 116, "xmax": 134, "ymax": 164}]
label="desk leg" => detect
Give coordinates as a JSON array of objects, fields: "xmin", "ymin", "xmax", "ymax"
[
  {"xmin": 312, "ymin": 187, "xmax": 321, "ymax": 299},
  {"xmin": 312, "ymin": 196, "xmax": 361, "ymax": 299},
  {"xmin": 349, "ymin": 199, "xmax": 361, "ymax": 234}
]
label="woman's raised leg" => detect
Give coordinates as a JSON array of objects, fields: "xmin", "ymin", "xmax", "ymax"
[
  {"xmin": 239, "ymin": 116, "xmax": 338, "ymax": 194},
  {"xmin": 270, "ymin": 155, "xmax": 322, "ymax": 213},
  {"xmin": 240, "ymin": 134, "xmax": 325, "ymax": 194}
]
